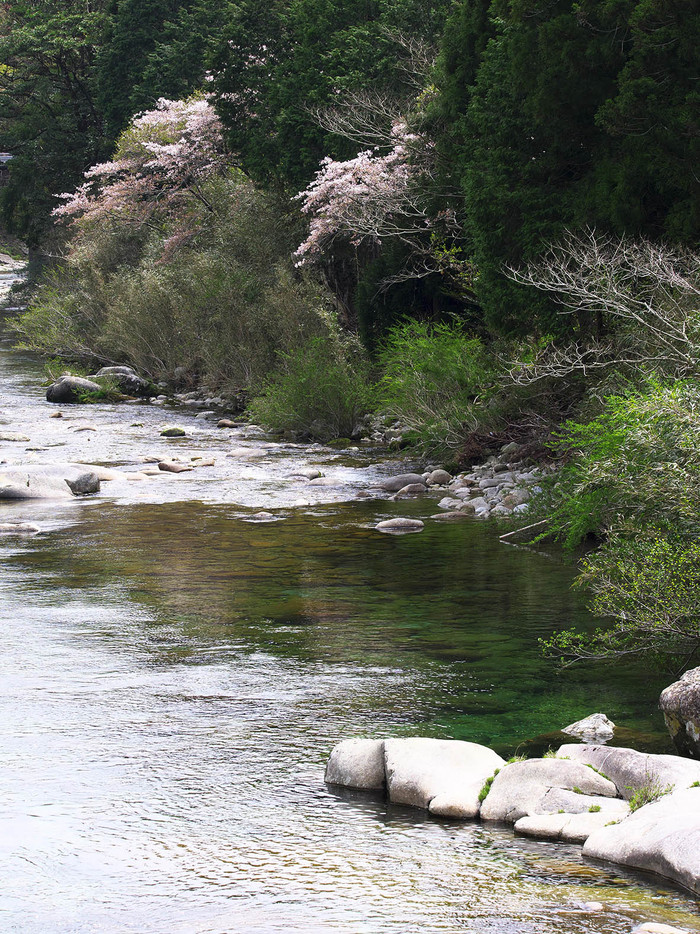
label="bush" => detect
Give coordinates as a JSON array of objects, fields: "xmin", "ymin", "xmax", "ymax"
[
  {"xmin": 15, "ymin": 175, "xmax": 336, "ymax": 390},
  {"xmin": 542, "ymin": 379, "xmax": 700, "ymax": 550},
  {"xmin": 247, "ymin": 336, "xmax": 375, "ymax": 442},
  {"xmin": 539, "ymin": 378, "xmax": 700, "ymax": 667},
  {"xmin": 377, "ymin": 319, "xmax": 497, "ymax": 458}
]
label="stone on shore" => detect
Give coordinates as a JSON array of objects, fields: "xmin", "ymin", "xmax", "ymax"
[
  {"xmin": 377, "ymin": 473, "xmax": 426, "ymax": 493},
  {"xmin": 659, "ymin": 667, "xmax": 700, "ymax": 759},
  {"xmin": 480, "ymin": 758, "xmax": 618, "ymax": 823},
  {"xmin": 375, "ymin": 518, "xmax": 424, "ymax": 533},
  {"xmin": 384, "ymin": 737, "xmax": 505, "ymax": 818},
  {"xmin": 46, "ymin": 375, "xmax": 103, "ymax": 404},
  {"xmin": 325, "ymin": 738, "xmax": 386, "ymax": 790},
  {"xmin": 555, "ymin": 744, "xmax": 700, "ymax": 799},
  {"xmin": 583, "ymin": 786, "xmax": 700, "ymax": 895},
  {"xmin": 562, "ymin": 712, "xmax": 615, "ymax": 742}
]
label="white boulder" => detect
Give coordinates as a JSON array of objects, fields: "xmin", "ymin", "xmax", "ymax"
[
  {"xmin": 480, "ymin": 758, "xmax": 618, "ymax": 823},
  {"xmin": 325, "ymin": 738, "xmax": 386, "ymax": 790},
  {"xmin": 583, "ymin": 786, "xmax": 700, "ymax": 895},
  {"xmin": 556, "ymin": 744, "xmax": 700, "ymax": 799},
  {"xmin": 384, "ymin": 737, "xmax": 505, "ymax": 818}
]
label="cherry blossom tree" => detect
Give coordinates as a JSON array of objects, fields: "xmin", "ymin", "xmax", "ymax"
[{"xmin": 53, "ymin": 96, "xmax": 230, "ymax": 230}]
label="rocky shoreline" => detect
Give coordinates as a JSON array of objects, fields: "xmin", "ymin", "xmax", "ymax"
[{"xmin": 325, "ymin": 734, "xmax": 700, "ymax": 913}]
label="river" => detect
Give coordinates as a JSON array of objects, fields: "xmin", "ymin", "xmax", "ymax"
[{"xmin": 0, "ymin": 262, "xmax": 698, "ymax": 933}]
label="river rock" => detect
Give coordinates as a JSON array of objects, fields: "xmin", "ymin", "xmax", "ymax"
[
  {"xmin": 158, "ymin": 460, "xmax": 193, "ymax": 473},
  {"xmin": 0, "ymin": 464, "xmax": 104, "ymax": 499},
  {"xmin": 562, "ymin": 713, "xmax": 615, "ymax": 742},
  {"xmin": 46, "ymin": 375, "xmax": 103, "ymax": 404},
  {"xmin": 325, "ymin": 738, "xmax": 386, "ymax": 790},
  {"xmin": 382, "ymin": 738, "xmax": 505, "ymax": 818},
  {"xmin": 514, "ymin": 805, "xmax": 628, "ymax": 844},
  {"xmin": 659, "ymin": 667, "xmax": 700, "ymax": 759},
  {"xmin": 427, "ymin": 469, "xmax": 452, "ymax": 486},
  {"xmin": 394, "ymin": 482, "xmax": 427, "ymax": 496},
  {"xmin": 438, "ymin": 497, "xmax": 463, "ymax": 510},
  {"xmin": 583, "ymin": 786, "xmax": 700, "ymax": 895},
  {"xmin": 0, "ymin": 431, "xmax": 30, "ymax": 442},
  {"xmin": 634, "ymin": 925, "xmax": 692, "ymax": 934},
  {"xmin": 480, "ymin": 758, "xmax": 618, "ymax": 823},
  {"xmin": 65, "ymin": 471, "xmax": 100, "ymax": 495},
  {"xmin": 93, "ymin": 366, "xmax": 154, "ymax": 396},
  {"xmin": 288, "ymin": 468, "xmax": 323, "ymax": 481},
  {"xmin": 375, "ymin": 518, "xmax": 424, "ymax": 533},
  {"xmin": 377, "ymin": 473, "xmax": 426, "ymax": 493},
  {"xmin": 160, "ymin": 425, "xmax": 186, "ymax": 437},
  {"xmin": 555, "ymin": 744, "xmax": 700, "ymax": 799},
  {"xmin": 0, "ymin": 521, "xmax": 40, "ymax": 535}
]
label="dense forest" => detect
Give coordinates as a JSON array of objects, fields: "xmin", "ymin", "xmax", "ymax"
[{"xmin": 1, "ymin": 0, "xmax": 699, "ymax": 668}]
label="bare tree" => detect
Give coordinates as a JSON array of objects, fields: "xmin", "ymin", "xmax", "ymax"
[{"xmin": 506, "ymin": 228, "xmax": 700, "ymax": 384}]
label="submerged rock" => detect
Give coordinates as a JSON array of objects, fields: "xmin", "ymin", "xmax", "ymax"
[
  {"xmin": 375, "ymin": 518, "xmax": 424, "ymax": 533},
  {"xmin": 0, "ymin": 464, "xmax": 104, "ymax": 499},
  {"xmin": 659, "ymin": 667, "xmax": 700, "ymax": 759},
  {"xmin": 0, "ymin": 521, "xmax": 40, "ymax": 535}
]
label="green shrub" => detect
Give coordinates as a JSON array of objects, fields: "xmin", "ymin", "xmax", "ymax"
[
  {"xmin": 628, "ymin": 781, "xmax": 673, "ymax": 812},
  {"xmin": 377, "ymin": 319, "xmax": 497, "ymax": 458},
  {"xmin": 15, "ymin": 174, "xmax": 336, "ymax": 390},
  {"xmin": 248, "ymin": 336, "xmax": 375, "ymax": 442}
]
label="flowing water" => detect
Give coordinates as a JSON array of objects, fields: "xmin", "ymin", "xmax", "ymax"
[{"xmin": 0, "ymin": 265, "xmax": 698, "ymax": 933}]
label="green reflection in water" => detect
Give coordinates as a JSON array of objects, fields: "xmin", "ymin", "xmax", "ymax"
[{"xmin": 10, "ymin": 497, "xmax": 672, "ymax": 756}]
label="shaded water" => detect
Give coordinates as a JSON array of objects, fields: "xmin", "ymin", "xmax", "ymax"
[{"xmin": 0, "ymin": 282, "xmax": 698, "ymax": 932}]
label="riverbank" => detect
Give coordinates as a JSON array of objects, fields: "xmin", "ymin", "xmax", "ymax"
[{"xmin": 326, "ymin": 735, "xmax": 700, "ymax": 906}]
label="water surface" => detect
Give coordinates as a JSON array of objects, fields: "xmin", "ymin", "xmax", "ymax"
[{"xmin": 1, "ymin": 277, "xmax": 698, "ymax": 933}]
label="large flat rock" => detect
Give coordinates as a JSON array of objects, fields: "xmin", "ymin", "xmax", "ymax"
[
  {"xmin": 384, "ymin": 737, "xmax": 505, "ymax": 818},
  {"xmin": 0, "ymin": 463, "xmax": 111, "ymax": 499},
  {"xmin": 556, "ymin": 744, "xmax": 700, "ymax": 799},
  {"xmin": 480, "ymin": 757, "xmax": 618, "ymax": 823},
  {"xmin": 583, "ymin": 786, "xmax": 700, "ymax": 895}
]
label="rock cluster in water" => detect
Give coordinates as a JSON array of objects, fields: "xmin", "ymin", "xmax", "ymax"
[{"xmin": 325, "ymin": 736, "xmax": 700, "ymax": 896}]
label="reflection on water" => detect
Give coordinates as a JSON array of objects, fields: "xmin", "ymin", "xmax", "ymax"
[{"xmin": 1, "ymin": 503, "xmax": 699, "ymax": 934}]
